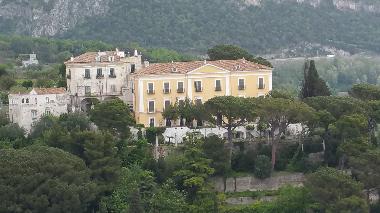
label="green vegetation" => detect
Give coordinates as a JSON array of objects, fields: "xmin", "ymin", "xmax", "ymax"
[{"xmin": 56, "ymin": 0, "xmax": 380, "ymax": 55}]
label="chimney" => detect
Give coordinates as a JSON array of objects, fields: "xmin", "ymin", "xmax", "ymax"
[
  {"xmin": 70, "ymin": 57, "xmax": 74, "ymax": 62},
  {"xmin": 144, "ymin": 61, "xmax": 150, "ymax": 67},
  {"xmin": 134, "ymin": 49, "xmax": 138, "ymax": 57}
]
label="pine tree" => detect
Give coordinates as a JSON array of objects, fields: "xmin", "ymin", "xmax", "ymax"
[{"xmin": 300, "ymin": 60, "xmax": 331, "ymax": 99}]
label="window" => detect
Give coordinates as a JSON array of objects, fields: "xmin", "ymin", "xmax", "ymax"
[
  {"xmin": 96, "ymin": 68, "xmax": 103, "ymax": 78},
  {"xmin": 147, "ymin": 83, "xmax": 154, "ymax": 94},
  {"xmin": 31, "ymin": 110, "xmax": 37, "ymax": 119},
  {"xmin": 164, "ymin": 100, "xmax": 171, "ymax": 109},
  {"xmin": 258, "ymin": 77, "xmax": 265, "ymax": 89},
  {"xmin": 46, "ymin": 97, "xmax": 49, "ymax": 103},
  {"xmin": 111, "ymin": 85, "xmax": 116, "ymax": 92},
  {"xmin": 85, "ymin": 69, "xmax": 91, "ymax": 79},
  {"xmin": 131, "ymin": 64, "xmax": 136, "ymax": 73},
  {"xmin": 22, "ymin": 98, "xmax": 24, "ymax": 103},
  {"xmin": 67, "ymin": 69, "xmax": 71, "ymax": 79},
  {"xmin": 149, "ymin": 118, "xmax": 155, "ymax": 127},
  {"xmin": 35, "ymin": 98, "xmax": 37, "ymax": 104},
  {"xmin": 177, "ymin": 82, "xmax": 184, "ymax": 93},
  {"xmin": 85, "ymin": 86, "xmax": 91, "ymax": 95},
  {"xmin": 215, "ymin": 80, "xmax": 222, "ymax": 91},
  {"xmin": 148, "ymin": 100, "xmax": 155, "ymax": 113},
  {"xmin": 194, "ymin": 81, "xmax": 202, "ymax": 92},
  {"xmin": 238, "ymin": 79, "xmax": 245, "ymax": 90},
  {"xmin": 45, "ymin": 109, "xmax": 51, "ymax": 115},
  {"xmin": 109, "ymin": 68, "xmax": 116, "ymax": 78},
  {"xmin": 178, "ymin": 99, "xmax": 185, "ymax": 107},
  {"xmin": 26, "ymin": 98, "xmax": 29, "ymax": 103},
  {"xmin": 163, "ymin": 82, "xmax": 170, "ymax": 94},
  {"xmin": 194, "ymin": 98, "xmax": 202, "ymax": 105}
]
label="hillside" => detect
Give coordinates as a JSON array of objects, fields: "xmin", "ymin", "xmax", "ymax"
[{"xmin": 1, "ymin": 0, "xmax": 380, "ymax": 55}]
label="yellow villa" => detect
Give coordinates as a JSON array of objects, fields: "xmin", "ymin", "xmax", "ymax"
[{"xmin": 133, "ymin": 58, "xmax": 273, "ymax": 127}]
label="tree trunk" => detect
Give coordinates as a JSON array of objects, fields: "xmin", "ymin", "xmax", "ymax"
[
  {"xmin": 228, "ymin": 125, "xmax": 233, "ymax": 166},
  {"xmin": 270, "ymin": 129, "xmax": 277, "ymax": 170}
]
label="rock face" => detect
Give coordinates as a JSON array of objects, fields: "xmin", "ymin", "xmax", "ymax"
[
  {"xmin": 0, "ymin": 0, "xmax": 112, "ymax": 36},
  {"xmin": 212, "ymin": 173, "xmax": 305, "ymax": 192},
  {"xmin": 243, "ymin": 0, "xmax": 380, "ymax": 13}
]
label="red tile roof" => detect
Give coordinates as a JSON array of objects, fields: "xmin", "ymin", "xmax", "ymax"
[
  {"xmin": 33, "ymin": 88, "xmax": 66, "ymax": 95},
  {"xmin": 136, "ymin": 59, "xmax": 271, "ymax": 75},
  {"xmin": 65, "ymin": 51, "xmax": 122, "ymax": 64}
]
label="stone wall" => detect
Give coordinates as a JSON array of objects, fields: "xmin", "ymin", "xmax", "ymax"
[{"xmin": 213, "ymin": 173, "xmax": 305, "ymax": 193}]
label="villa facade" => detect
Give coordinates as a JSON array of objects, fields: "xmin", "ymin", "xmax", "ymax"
[{"xmin": 132, "ymin": 59, "xmax": 273, "ymax": 127}]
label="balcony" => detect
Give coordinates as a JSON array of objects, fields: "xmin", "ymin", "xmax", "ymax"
[
  {"xmin": 109, "ymin": 74, "xmax": 117, "ymax": 78},
  {"xmin": 84, "ymin": 75, "xmax": 91, "ymax": 79},
  {"xmin": 147, "ymin": 89, "xmax": 155, "ymax": 95},
  {"xmin": 66, "ymin": 74, "xmax": 71, "ymax": 79},
  {"xmin": 215, "ymin": 86, "xmax": 222, "ymax": 91},
  {"xmin": 238, "ymin": 85, "xmax": 246, "ymax": 90},
  {"xmin": 96, "ymin": 74, "xmax": 104, "ymax": 79},
  {"xmin": 177, "ymin": 88, "xmax": 185, "ymax": 93},
  {"xmin": 195, "ymin": 87, "xmax": 203, "ymax": 92},
  {"xmin": 163, "ymin": 88, "xmax": 171, "ymax": 94}
]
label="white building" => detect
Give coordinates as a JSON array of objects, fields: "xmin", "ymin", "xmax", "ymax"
[
  {"xmin": 65, "ymin": 49, "xmax": 143, "ymax": 111},
  {"xmin": 22, "ymin": 54, "xmax": 39, "ymax": 67},
  {"xmin": 8, "ymin": 88, "xmax": 69, "ymax": 132}
]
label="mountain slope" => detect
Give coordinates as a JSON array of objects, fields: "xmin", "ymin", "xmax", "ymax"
[{"xmin": 1, "ymin": 0, "xmax": 380, "ymax": 55}]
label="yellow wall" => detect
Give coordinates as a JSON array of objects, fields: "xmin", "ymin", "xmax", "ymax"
[{"xmin": 134, "ymin": 65, "xmax": 272, "ymax": 127}]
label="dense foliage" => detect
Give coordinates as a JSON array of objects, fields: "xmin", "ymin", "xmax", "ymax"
[{"xmin": 11, "ymin": 0, "xmax": 378, "ymax": 55}]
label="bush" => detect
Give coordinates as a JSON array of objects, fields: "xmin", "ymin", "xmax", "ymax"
[{"xmin": 254, "ymin": 155, "xmax": 272, "ymax": 179}]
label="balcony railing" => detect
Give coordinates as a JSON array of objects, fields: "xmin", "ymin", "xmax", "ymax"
[
  {"xmin": 163, "ymin": 88, "xmax": 171, "ymax": 94},
  {"xmin": 109, "ymin": 74, "xmax": 117, "ymax": 78},
  {"xmin": 215, "ymin": 86, "xmax": 222, "ymax": 91},
  {"xmin": 96, "ymin": 74, "xmax": 104, "ymax": 79},
  {"xmin": 84, "ymin": 75, "xmax": 91, "ymax": 79},
  {"xmin": 147, "ymin": 89, "xmax": 155, "ymax": 94},
  {"xmin": 195, "ymin": 87, "xmax": 203, "ymax": 92},
  {"xmin": 238, "ymin": 85, "xmax": 246, "ymax": 90},
  {"xmin": 177, "ymin": 88, "xmax": 185, "ymax": 93}
]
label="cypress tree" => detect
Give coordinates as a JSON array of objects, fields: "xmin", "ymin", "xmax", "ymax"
[{"xmin": 300, "ymin": 60, "xmax": 331, "ymax": 99}]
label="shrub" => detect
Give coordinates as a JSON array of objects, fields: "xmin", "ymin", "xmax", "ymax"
[{"xmin": 254, "ymin": 155, "xmax": 272, "ymax": 179}]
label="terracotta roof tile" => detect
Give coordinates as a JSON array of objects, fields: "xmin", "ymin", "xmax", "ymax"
[
  {"xmin": 65, "ymin": 51, "xmax": 122, "ymax": 64},
  {"xmin": 136, "ymin": 59, "xmax": 271, "ymax": 75},
  {"xmin": 33, "ymin": 88, "xmax": 66, "ymax": 95}
]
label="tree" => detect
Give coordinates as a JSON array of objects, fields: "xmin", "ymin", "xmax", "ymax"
[
  {"xmin": 201, "ymin": 136, "xmax": 229, "ymax": 175},
  {"xmin": 58, "ymin": 112, "xmax": 91, "ymax": 131},
  {"xmin": 205, "ymin": 96, "xmax": 256, "ymax": 164},
  {"xmin": 349, "ymin": 83, "xmax": 380, "ymax": 101},
  {"xmin": 0, "ymin": 76, "xmax": 16, "ymax": 90},
  {"xmin": 90, "ymin": 99, "xmax": 135, "ymax": 138},
  {"xmin": 270, "ymin": 186, "xmax": 313, "ymax": 213},
  {"xmin": 21, "ymin": 80, "xmax": 33, "ymax": 89},
  {"xmin": 305, "ymin": 167, "xmax": 368, "ymax": 212},
  {"xmin": 255, "ymin": 98, "xmax": 316, "ymax": 169},
  {"xmin": 254, "ymin": 155, "xmax": 272, "ymax": 179},
  {"xmin": 300, "ymin": 60, "xmax": 331, "ymax": 99},
  {"xmin": 207, "ymin": 45, "xmax": 272, "ymax": 67},
  {"xmin": 162, "ymin": 102, "xmax": 179, "ymax": 126},
  {"xmin": 173, "ymin": 146, "xmax": 214, "ymax": 199},
  {"xmin": 42, "ymin": 129, "xmax": 121, "ymax": 209},
  {"xmin": 0, "ymin": 64, "xmax": 8, "ymax": 77},
  {"xmin": 0, "ymin": 146, "xmax": 97, "ymax": 213},
  {"xmin": 353, "ymin": 150, "xmax": 380, "ymax": 194}
]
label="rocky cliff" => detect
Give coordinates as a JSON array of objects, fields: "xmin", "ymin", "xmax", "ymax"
[
  {"xmin": 0, "ymin": 0, "xmax": 112, "ymax": 36},
  {"xmin": 244, "ymin": 0, "xmax": 380, "ymax": 13}
]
